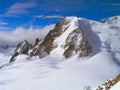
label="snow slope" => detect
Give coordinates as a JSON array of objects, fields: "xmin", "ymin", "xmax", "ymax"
[
  {"xmin": 0, "ymin": 52, "xmax": 119, "ymax": 90},
  {"xmin": 110, "ymin": 81, "xmax": 120, "ymax": 90},
  {"xmin": 0, "ymin": 47, "xmax": 15, "ymax": 67},
  {"xmin": 51, "ymin": 17, "xmax": 80, "ymax": 56},
  {"xmin": 0, "ymin": 16, "xmax": 120, "ymax": 90}
]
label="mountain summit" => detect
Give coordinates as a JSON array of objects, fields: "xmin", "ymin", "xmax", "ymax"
[{"xmin": 30, "ymin": 16, "xmax": 92, "ymax": 58}]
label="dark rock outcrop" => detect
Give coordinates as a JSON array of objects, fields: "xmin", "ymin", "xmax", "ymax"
[
  {"xmin": 96, "ymin": 79, "xmax": 115, "ymax": 90},
  {"xmin": 95, "ymin": 74, "xmax": 120, "ymax": 90},
  {"xmin": 34, "ymin": 38, "xmax": 40, "ymax": 47},
  {"xmin": 10, "ymin": 40, "xmax": 32, "ymax": 62}
]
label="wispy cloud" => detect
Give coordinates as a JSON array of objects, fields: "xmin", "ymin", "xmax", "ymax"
[
  {"xmin": 0, "ymin": 21, "xmax": 8, "ymax": 30},
  {"xmin": 0, "ymin": 21, "xmax": 7, "ymax": 25},
  {"xmin": 35, "ymin": 15, "xmax": 64, "ymax": 19},
  {"xmin": 0, "ymin": 26, "xmax": 10, "ymax": 30},
  {"xmin": 5, "ymin": 2, "xmax": 37, "ymax": 16},
  {"xmin": 111, "ymin": 3, "xmax": 120, "ymax": 6}
]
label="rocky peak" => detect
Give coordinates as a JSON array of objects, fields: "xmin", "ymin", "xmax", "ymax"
[
  {"xmin": 10, "ymin": 40, "xmax": 32, "ymax": 62},
  {"xmin": 15, "ymin": 40, "xmax": 32, "ymax": 54},
  {"xmin": 30, "ymin": 16, "xmax": 92, "ymax": 58}
]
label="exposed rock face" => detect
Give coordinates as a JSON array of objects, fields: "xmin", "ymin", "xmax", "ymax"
[
  {"xmin": 96, "ymin": 79, "xmax": 115, "ymax": 90},
  {"xmin": 63, "ymin": 28, "xmax": 92, "ymax": 58},
  {"xmin": 30, "ymin": 39, "xmax": 43, "ymax": 57},
  {"xmin": 30, "ymin": 17, "xmax": 92, "ymax": 58},
  {"xmin": 113, "ymin": 74, "xmax": 120, "ymax": 85},
  {"xmin": 95, "ymin": 74, "xmax": 120, "ymax": 90},
  {"xmin": 10, "ymin": 40, "xmax": 32, "ymax": 62}
]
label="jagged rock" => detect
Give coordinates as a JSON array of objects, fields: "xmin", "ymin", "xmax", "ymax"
[
  {"xmin": 96, "ymin": 79, "xmax": 115, "ymax": 90},
  {"xmin": 29, "ymin": 39, "xmax": 43, "ymax": 57},
  {"xmin": 95, "ymin": 74, "xmax": 120, "ymax": 90},
  {"xmin": 10, "ymin": 40, "xmax": 32, "ymax": 62}
]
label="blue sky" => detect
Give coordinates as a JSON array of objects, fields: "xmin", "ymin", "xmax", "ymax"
[{"xmin": 0, "ymin": 0, "xmax": 120, "ymax": 31}]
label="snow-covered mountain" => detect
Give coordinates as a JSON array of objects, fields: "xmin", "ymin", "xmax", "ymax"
[
  {"xmin": 0, "ymin": 16, "xmax": 120, "ymax": 90},
  {"xmin": 10, "ymin": 40, "xmax": 32, "ymax": 62},
  {"xmin": 29, "ymin": 16, "xmax": 120, "ymax": 62},
  {"xmin": 30, "ymin": 16, "xmax": 92, "ymax": 58}
]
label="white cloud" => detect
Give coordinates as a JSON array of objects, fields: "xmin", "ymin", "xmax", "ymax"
[
  {"xmin": 0, "ymin": 21, "xmax": 8, "ymax": 30},
  {"xmin": 35, "ymin": 15, "xmax": 64, "ymax": 19},
  {"xmin": 0, "ymin": 24, "xmax": 55, "ymax": 46},
  {"xmin": 0, "ymin": 26, "xmax": 10, "ymax": 30},
  {"xmin": 6, "ymin": 2, "xmax": 37, "ymax": 15},
  {"xmin": 0, "ymin": 22, "xmax": 7, "ymax": 25}
]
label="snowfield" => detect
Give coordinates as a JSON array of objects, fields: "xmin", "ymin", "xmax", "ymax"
[
  {"xmin": 0, "ymin": 16, "xmax": 120, "ymax": 90},
  {"xmin": 0, "ymin": 51, "xmax": 119, "ymax": 90}
]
